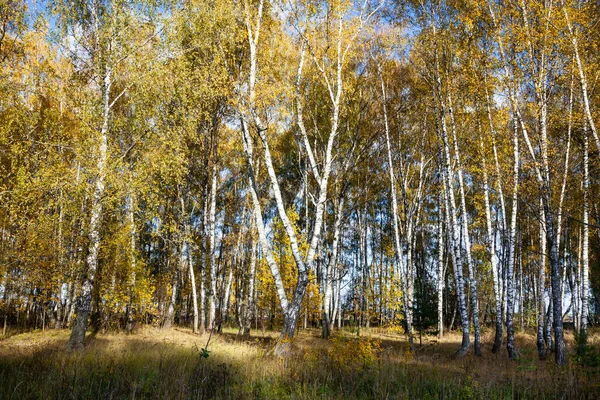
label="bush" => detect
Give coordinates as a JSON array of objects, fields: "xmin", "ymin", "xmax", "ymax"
[{"xmin": 327, "ymin": 335, "xmax": 381, "ymax": 373}]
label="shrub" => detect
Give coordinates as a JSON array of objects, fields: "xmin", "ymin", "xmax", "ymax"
[{"xmin": 327, "ymin": 335, "xmax": 381, "ymax": 373}]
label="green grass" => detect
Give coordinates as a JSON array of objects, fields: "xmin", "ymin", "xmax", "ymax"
[{"xmin": 0, "ymin": 327, "xmax": 598, "ymax": 399}]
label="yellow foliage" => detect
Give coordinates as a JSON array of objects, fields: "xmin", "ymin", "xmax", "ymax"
[{"xmin": 328, "ymin": 335, "xmax": 381, "ymax": 372}]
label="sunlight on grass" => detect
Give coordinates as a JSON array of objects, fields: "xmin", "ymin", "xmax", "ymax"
[{"xmin": 1, "ymin": 327, "xmax": 599, "ymax": 399}]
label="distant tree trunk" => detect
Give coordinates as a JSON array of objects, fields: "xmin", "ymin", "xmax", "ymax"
[
  {"xmin": 322, "ymin": 197, "xmax": 344, "ymax": 339},
  {"xmin": 358, "ymin": 208, "xmax": 367, "ymax": 334},
  {"xmin": 64, "ymin": 193, "xmax": 86, "ymax": 329},
  {"xmin": 335, "ymin": 266, "xmax": 343, "ymax": 329},
  {"xmin": 2, "ymin": 289, "xmax": 10, "ymax": 337},
  {"xmin": 125, "ymin": 193, "xmax": 137, "ymax": 334},
  {"xmin": 519, "ymin": 252, "xmax": 524, "ymax": 331},
  {"xmin": 66, "ymin": 278, "xmax": 77, "ymax": 327},
  {"xmin": 331, "ymin": 264, "xmax": 341, "ymax": 329},
  {"xmin": 164, "ymin": 257, "xmax": 181, "ymax": 329},
  {"xmin": 220, "ymin": 265, "xmax": 233, "ymax": 331},
  {"xmin": 572, "ymin": 229, "xmax": 581, "ymax": 332},
  {"xmin": 243, "ymin": 233, "xmax": 257, "ymax": 336}
]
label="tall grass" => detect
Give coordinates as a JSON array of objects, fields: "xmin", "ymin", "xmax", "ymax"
[{"xmin": 0, "ymin": 327, "xmax": 598, "ymax": 399}]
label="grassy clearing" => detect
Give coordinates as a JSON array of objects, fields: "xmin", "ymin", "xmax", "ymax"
[{"xmin": 0, "ymin": 327, "xmax": 598, "ymax": 399}]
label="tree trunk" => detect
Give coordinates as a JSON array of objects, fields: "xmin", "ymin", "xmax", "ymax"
[
  {"xmin": 562, "ymin": 1, "xmax": 600, "ymax": 153},
  {"xmin": 126, "ymin": 193, "xmax": 136, "ymax": 334},
  {"xmin": 68, "ymin": 64, "xmax": 111, "ymax": 351},
  {"xmin": 480, "ymin": 133, "xmax": 503, "ymax": 353},
  {"xmin": 437, "ymin": 202, "xmax": 444, "ymax": 339},
  {"xmin": 322, "ymin": 197, "xmax": 344, "ymax": 339},
  {"xmin": 189, "ymin": 251, "xmax": 199, "ymax": 334},
  {"xmin": 164, "ymin": 254, "xmax": 182, "ymax": 329},
  {"xmin": 243, "ymin": 233, "xmax": 257, "ymax": 337},
  {"xmin": 199, "ymin": 254, "xmax": 206, "ymax": 335},
  {"xmin": 220, "ymin": 265, "xmax": 233, "ymax": 331},
  {"xmin": 537, "ymin": 203, "xmax": 547, "ymax": 359},
  {"xmin": 448, "ymin": 94, "xmax": 481, "ymax": 355},
  {"xmin": 380, "ymin": 68, "xmax": 414, "ymax": 347},
  {"xmin": 208, "ymin": 163, "xmax": 218, "ymax": 330},
  {"xmin": 431, "ymin": 14, "xmax": 470, "ymax": 356},
  {"xmin": 506, "ymin": 119, "xmax": 519, "ymax": 360},
  {"xmin": 580, "ymin": 117, "xmax": 590, "ymax": 343}
]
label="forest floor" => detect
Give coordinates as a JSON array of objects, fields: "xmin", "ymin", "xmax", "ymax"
[{"xmin": 0, "ymin": 326, "xmax": 599, "ymax": 399}]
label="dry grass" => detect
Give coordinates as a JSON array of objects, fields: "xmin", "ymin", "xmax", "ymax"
[{"xmin": 0, "ymin": 326, "xmax": 598, "ymax": 399}]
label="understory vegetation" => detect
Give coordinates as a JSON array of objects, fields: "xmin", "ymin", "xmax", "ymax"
[{"xmin": 1, "ymin": 327, "xmax": 599, "ymax": 399}]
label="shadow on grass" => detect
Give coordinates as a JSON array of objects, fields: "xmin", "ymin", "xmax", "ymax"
[
  {"xmin": 215, "ymin": 330, "xmax": 277, "ymax": 348},
  {"xmin": 0, "ymin": 335, "xmax": 236, "ymax": 400}
]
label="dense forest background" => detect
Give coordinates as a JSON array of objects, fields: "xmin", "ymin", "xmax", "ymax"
[{"xmin": 1, "ymin": 0, "xmax": 599, "ymax": 369}]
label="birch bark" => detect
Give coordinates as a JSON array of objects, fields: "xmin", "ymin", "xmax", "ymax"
[
  {"xmin": 448, "ymin": 94, "xmax": 481, "ymax": 355},
  {"xmin": 506, "ymin": 120, "xmax": 519, "ymax": 360},
  {"xmin": 538, "ymin": 203, "xmax": 547, "ymax": 359},
  {"xmin": 68, "ymin": 62, "xmax": 111, "ymax": 350},
  {"xmin": 581, "ymin": 118, "xmax": 590, "ymax": 341},
  {"xmin": 208, "ymin": 162, "xmax": 218, "ymax": 330},
  {"xmin": 479, "ymin": 132, "xmax": 503, "ymax": 353},
  {"xmin": 380, "ymin": 68, "xmax": 414, "ymax": 346}
]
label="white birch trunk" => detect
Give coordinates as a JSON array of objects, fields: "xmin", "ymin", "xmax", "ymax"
[
  {"xmin": 480, "ymin": 133, "xmax": 503, "ymax": 353},
  {"xmin": 448, "ymin": 94, "xmax": 481, "ymax": 355},
  {"xmin": 208, "ymin": 162, "xmax": 218, "ymax": 330},
  {"xmin": 322, "ymin": 197, "xmax": 344, "ymax": 338},
  {"xmin": 164, "ymin": 251, "xmax": 183, "ymax": 329},
  {"xmin": 581, "ymin": 117, "xmax": 590, "ymax": 339},
  {"xmin": 240, "ymin": 118, "xmax": 290, "ymax": 316},
  {"xmin": 537, "ymin": 202, "xmax": 547, "ymax": 359},
  {"xmin": 429, "ymin": 10, "xmax": 469, "ymax": 355},
  {"xmin": 188, "ymin": 250, "xmax": 199, "ymax": 334},
  {"xmin": 488, "ymin": 0, "xmax": 566, "ymax": 365},
  {"xmin": 380, "ymin": 69, "xmax": 414, "ymax": 346},
  {"xmin": 562, "ymin": 1, "xmax": 600, "ymax": 153},
  {"xmin": 68, "ymin": 63, "xmax": 111, "ymax": 351},
  {"xmin": 437, "ymin": 203, "xmax": 444, "ymax": 339},
  {"xmin": 558, "ymin": 77, "xmax": 573, "ymax": 299},
  {"xmin": 222, "ymin": 266, "xmax": 233, "ymax": 328},
  {"xmin": 506, "ymin": 119, "xmax": 519, "ymax": 360}
]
